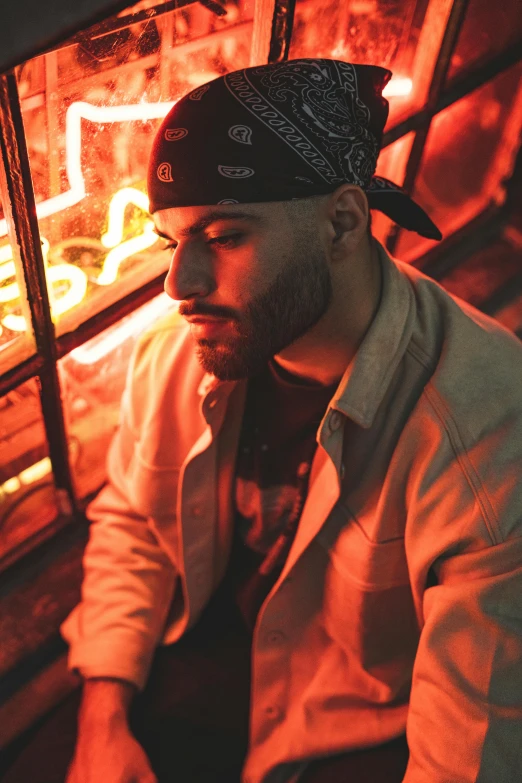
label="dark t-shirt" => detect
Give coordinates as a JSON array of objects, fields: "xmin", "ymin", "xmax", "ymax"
[
  {"xmin": 230, "ymin": 359, "xmax": 338, "ymax": 631},
  {"xmin": 159, "ymin": 361, "xmax": 338, "ymax": 735}
]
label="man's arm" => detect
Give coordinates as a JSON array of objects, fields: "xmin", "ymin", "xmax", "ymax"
[
  {"xmin": 61, "ymin": 420, "xmax": 179, "ymax": 689},
  {"xmin": 79, "ymin": 678, "xmax": 137, "ymax": 723},
  {"xmin": 403, "ymin": 535, "xmax": 522, "ymax": 782},
  {"xmin": 61, "ymin": 332, "xmax": 182, "ymax": 783},
  {"xmin": 66, "ymin": 677, "xmax": 159, "ymax": 783},
  {"xmin": 61, "ymin": 332, "xmax": 179, "ymax": 691}
]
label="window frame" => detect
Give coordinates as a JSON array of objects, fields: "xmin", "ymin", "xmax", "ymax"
[{"xmin": 0, "ymin": 0, "xmax": 521, "ymax": 569}]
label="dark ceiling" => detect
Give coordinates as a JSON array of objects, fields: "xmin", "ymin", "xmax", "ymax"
[{"xmin": 0, "ymin": 0, "xmax": 135, "ymax": 73}]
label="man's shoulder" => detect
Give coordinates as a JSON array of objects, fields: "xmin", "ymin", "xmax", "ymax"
[
  {"xmin": 396, "ymin": 257, "xmax": 522, "ymax": 404},
  {"xmin": 395, "ymin": 259, "xmax": 522, "ymax": 543}
]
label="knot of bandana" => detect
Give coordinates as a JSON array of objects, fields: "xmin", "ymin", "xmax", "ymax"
[{"xmin": 147, "ymin": 58, "xmax": 442, "ymax": 240}]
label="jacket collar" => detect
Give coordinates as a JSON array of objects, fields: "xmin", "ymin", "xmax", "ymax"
[
  {"xmin": 332, "ymin": 240, "xmax": 415, "ymax": 428},
  {"xmin": 197, "ymin": 240, "xmax": 415, "ymax": 430}
]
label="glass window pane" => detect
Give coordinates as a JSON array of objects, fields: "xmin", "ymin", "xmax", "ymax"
[
  {"xmin": 0, "ymin": 183, "xmax": 37, "ymax": 375},
  {"xmin": 446, "ymin": 0, "xmax": 522, "ymax": 85},
  {"xmin": 371, "ymin": 131, "xmax": 415, "ymax": 246},
  {"xmin": 15, "ymin": 0, "xmax": 254, "ymax": 337},
  {"xmin": 438, "ymin": 239, "xmax": 522, "ymax": 309},
  {"xmin": 60, "ymin": 292, "xmax": 180, "ymax": 500},
  {"xmin": 395, "ymin": 62, "xmax": 522, "ymax": 262},
  {"xmin": 288, "ymin": 0, "xmax": 454, "ymax": 125},
  {"xmin": 0, "ymin": 378, "xmax": 59, "ymax": 568}
]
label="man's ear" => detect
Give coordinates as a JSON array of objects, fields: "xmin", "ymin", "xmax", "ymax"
[{"xmin": 328, "ymin": 184, "xmax": 369, "ymax": 253}]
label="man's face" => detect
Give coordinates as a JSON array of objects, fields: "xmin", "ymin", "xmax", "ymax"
[{"xmin": 153, "ymin": 201, "xmax": 333, "ymax": 381}]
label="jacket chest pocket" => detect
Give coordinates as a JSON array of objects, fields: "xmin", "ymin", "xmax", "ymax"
[
  {"xmin": 128, "ymin": 457, "xmax": 180, "ymax": 520},
  {"xmin": 316, "ymin": 507, "xmax": 419, "ymax": 681}
]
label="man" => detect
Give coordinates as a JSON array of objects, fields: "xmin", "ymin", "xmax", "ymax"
[{"xmin": 62, "ymin": 59, "xmax": 522, "ymax": 783}]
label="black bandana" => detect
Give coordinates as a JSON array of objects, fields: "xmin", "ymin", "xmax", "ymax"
[{"xmin": 147, "ymin": 58, "xmax": 442, "ymax": 240}]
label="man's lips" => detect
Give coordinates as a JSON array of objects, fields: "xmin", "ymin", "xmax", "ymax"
[
  {"xmin": 184, "ymin": 315, "xmax": 227, "ymax": 324},
  {"xmin": 184, "ymin": 314, "xmax": 233, "ymax": 338}
]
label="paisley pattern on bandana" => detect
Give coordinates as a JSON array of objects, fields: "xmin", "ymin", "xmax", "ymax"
[
  {"xmin": 147, "ymin": 58, "xmax": 442, "ymax": 240},
  {"xmin": 165, "ymin": 128, "xmax": 188, "ymax": 141},
  {"xmin": 227, "ymin": 60, "xmax": 379, "ymax": 188},
  {"xmin": 229, "ymin": 125, "xmax": 253, "ymax": 145}
]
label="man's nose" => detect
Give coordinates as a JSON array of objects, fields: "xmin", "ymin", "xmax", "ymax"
[{"xmin": 164, "ymin": 243, "xmax": 215, "ymax": 302}]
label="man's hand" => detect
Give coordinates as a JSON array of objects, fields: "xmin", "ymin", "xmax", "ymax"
[
  {"xmin": 65, "ymin": 678, "xmax": 157, "ymax": 783},
  {"xmin": 65, "ymin": 716, "xmax": 157, "ymax": 783}
]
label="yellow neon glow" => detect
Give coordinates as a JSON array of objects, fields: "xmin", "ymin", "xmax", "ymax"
[
  {"xmin": 0, "ymin": 183, "xmax": 162, "ymax": 331},
  {"xmin": 0, "ymin": 261, "xmax": 17, "ymax": 303},
  {"xmin": 2, "ymin": 314, "xmax": 26, "ymax": 332},
  {"xmin": 97, "ymin": 221, "xmax": 157, "ymax": 286},
  {"xmin": 0, "ymin": 245, "xmax": 13, "ymax": 263},
  {"xmin": 2, "ymin": 476, "xmax": 21, "ymax": 495},
  {"xmin": 101, "ymin": 188, "xmax": 151, "ymax": 248},
  {"xmin": 19, "ymin": 457, "xmax": 52, "ymax": 484},
  {"xmin": 0, "ymin": 238, "xmax": 89, "ymax": 332},
  {"xmin": 0, "ymin": 456, "xmax": 52, "ymax": 504},
  {"xmin": 46, "ymin": 263, "xmax": 88, "ymax": 317},
  {"xmin": 383, "ymin": 78, "xmax": 413, "ymax": 98}
]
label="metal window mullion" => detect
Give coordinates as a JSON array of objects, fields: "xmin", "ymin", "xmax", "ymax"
[
  {"xmin": 250, "ymin": 0, "xmax": 297, "ymax": 65},
  {"xmin": 267, "ymin": 0, "xmax": 297, "ymax": 63},
  {"xmin": 385, "ymin": 0, "xmax": 472, "ymax": 255},
  {"xmin": 56, "ymin": 270, "xmax": 166, "ymax": 359},
  {"xmin": 0, "ymin": 70, "xmax": 77, "ymax": 517}
]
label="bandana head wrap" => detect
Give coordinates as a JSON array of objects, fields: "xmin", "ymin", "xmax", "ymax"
[{"xmin": 147, "ymin": 58, "xmax": 442, "ymax": 240}]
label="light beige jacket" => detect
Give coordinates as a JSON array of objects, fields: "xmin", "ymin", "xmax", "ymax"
[{"xmin": 61, "ymin": 239, "xmax": 522, "ymax": 783}]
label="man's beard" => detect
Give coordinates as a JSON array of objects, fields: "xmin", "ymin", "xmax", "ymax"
[{"xmin": 194, "ymin": 239, "xmax": 333, "ymax": 381}]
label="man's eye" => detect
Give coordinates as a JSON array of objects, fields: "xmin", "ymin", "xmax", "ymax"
[
  {"xmin": 208, "ymin": 234, "xmax": 242, "ymax": 248},
  {"xmin": 162, "ymin": 240, "xmax": 178, "ymax": 251}
]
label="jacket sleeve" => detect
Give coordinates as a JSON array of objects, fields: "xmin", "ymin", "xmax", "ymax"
[
  {"xmin": 60, "ymin": 338, "xmax": 178, "ymax": 692},
  {"xmin": 403, "ymin": 394, "xmax": 522, "ymax": 782},
  {"xmin": 403, "ymin": 536, "xmax": 522, "ymax": 782}
]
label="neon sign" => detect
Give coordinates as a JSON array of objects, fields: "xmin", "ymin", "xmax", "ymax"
[
  {"xmin": 0, "ymin": 98, "xmax": 176, "ymax": 337},
  {"xmin": 0, "ymin": 100, "xmax": 175, "ymax": 238},
  {"xmin": 0, "ymin": 187, "xmax": 157, "ymax": 334}
]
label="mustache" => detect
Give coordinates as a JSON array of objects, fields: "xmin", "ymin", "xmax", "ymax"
[{"xmin": 178, "ymin": 302, "xmax": 239, "ymax": 320}]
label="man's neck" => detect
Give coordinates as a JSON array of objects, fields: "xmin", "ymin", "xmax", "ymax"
[{"xmin": 273, "ymin": 238, "xmax": 382, "ymax": 387}]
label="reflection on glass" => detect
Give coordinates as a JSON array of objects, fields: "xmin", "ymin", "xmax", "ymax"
[
  {"xmin": 446, "ymin": 0, "xmax": 522, "ymax": 84},
  {"xmin": 60, "ymin": 292, "xmax": 180, "ymax": 499},
  {"xmin": 371, "ymin": 132, "xmax": 415, "ymax": 247},
  {"xmin": 0, "ymin": 197, "xmax": 37, "ymax": 374},
  {"xmin": 13, "ymin": 0, "xmax": 254, "ymax": 337},
  {"xmin": 288, "ymin": 0, "xmax": 451, "ymax": 125},
  {"xmin": 0, "ymin": 378, "xmax": 58, "ymax": 567},
  {"xmin": 396, "ymin": 63, "xmax": 522, "ymax": 262}
]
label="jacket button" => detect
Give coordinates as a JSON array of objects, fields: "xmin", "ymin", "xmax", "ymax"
[
  {"xmin": 265, "ymin": 705, "xmax": 281, "ymax": 719},
  {"xmin": 329, "ymin": 411, "xmax": 343, "ymax": 431}
]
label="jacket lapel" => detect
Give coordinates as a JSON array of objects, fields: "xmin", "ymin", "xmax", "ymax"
[{"xmin": 277, "ymin": 443, "xmax": 341, "ymax": 581}]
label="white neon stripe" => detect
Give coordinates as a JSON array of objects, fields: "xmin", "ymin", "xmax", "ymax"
[
  {"xmin": 0, "ymin": 99, "xmax": 175, "ymax": 237},
  {"xmin": 383, "ymin": 78, "xmax": 413, "ymax": 98},
  {"xmin": 70, "ymin": 292, "xmax": 177, "ymax": 365}
]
